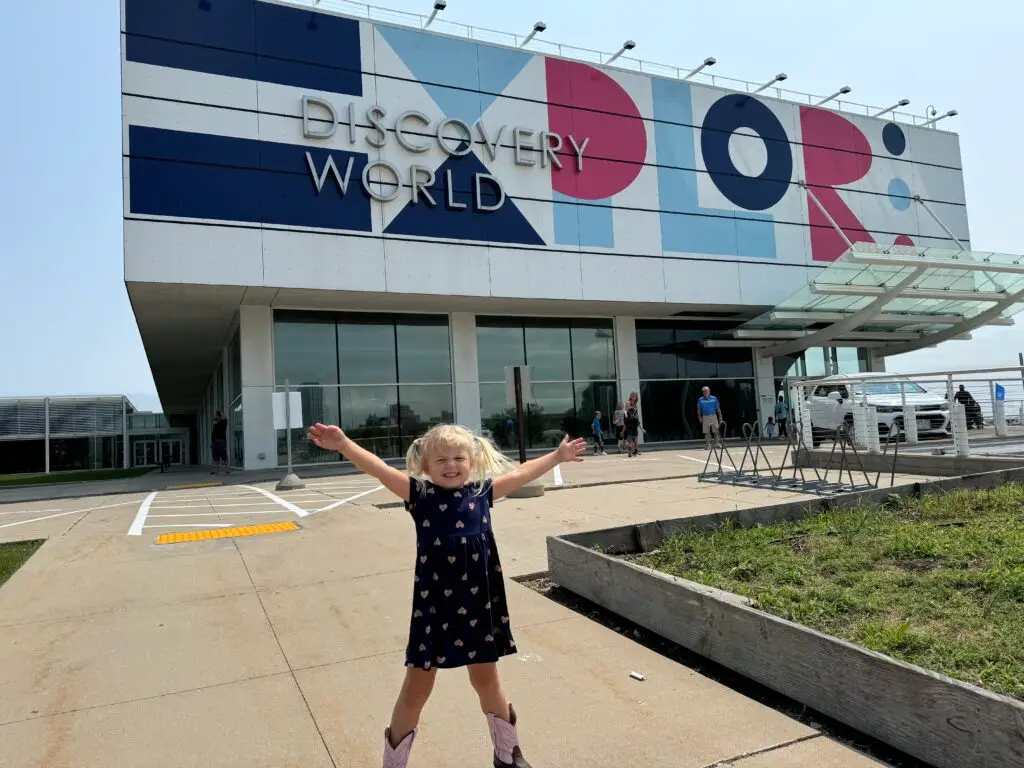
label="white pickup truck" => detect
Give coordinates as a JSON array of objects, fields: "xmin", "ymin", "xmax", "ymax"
[{"xmin": 806, "ymin": 375, "xmax": 950, "ymax": 444}]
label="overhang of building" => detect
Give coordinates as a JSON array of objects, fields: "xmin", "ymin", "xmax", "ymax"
[
  {"xmin": 706, "ymin": 243, "xmax": 1024, "ymax": 357},
  {"xmin": 128, "ymin": 280, "xmax": 764, "ymax": 416}
]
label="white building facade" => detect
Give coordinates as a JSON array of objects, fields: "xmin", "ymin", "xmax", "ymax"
[{"xmin": 121, "ymin": 0, "xmax": 972, "ymax": 469}]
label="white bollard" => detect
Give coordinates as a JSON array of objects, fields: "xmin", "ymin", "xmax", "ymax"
[
  {"xmin": 851, "ymin": 405, "xmax": 869, "ymax": 451},
  {"xmin": 866, "ymin": 406, "xmax": 882, "ymax": 454},
  {"xmin": 994, "ymin": 400, "xmax": 1008, "ymax": 437},
  {"xmin": 903, "ymin": 404, "xmax": 919, "ymax": 444},
  {"xmin": 951, "ymin": 403, "xmax": 970, "ymax": 457}
]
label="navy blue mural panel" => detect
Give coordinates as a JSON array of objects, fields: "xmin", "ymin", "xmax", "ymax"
[
  {"xmin": 384, "ymin": 153, "xmax": 544, "ymax": 245},
  {"xmin": 701, "ymin": 94, "xmax": 793, "ymax": 212},
  {"xmin": 125, "ymin": 0, "xmax": 362, "ymax": 96},
  {"xmin": 129, "ymin": 126, "xmax": 373, "ymax": 232},
  {"xmin": 254, "ymin": 1, "xmax": 363, "ymax": 96}
]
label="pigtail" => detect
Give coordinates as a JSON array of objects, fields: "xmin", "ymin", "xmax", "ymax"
[
  {"xmin": 406, "ymin": 437, "xmax": 426, "ymax": 478},
  {"xmin": 470, "ymin": 435, "xmax": 518, "ymax": 485}
]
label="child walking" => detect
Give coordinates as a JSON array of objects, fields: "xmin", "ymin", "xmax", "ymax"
[{"xmin": 307, "ymin": 422, "xmax": 587, "ymax": 768}]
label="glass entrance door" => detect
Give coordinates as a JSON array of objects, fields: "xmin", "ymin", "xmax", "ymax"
[
  {"xmin": 160, "ymin": 439, "xmax": 182, "ymax": 465},
  {"xmin": 133, "ymin": 441, "xmax": 147, "ymax": 467}
]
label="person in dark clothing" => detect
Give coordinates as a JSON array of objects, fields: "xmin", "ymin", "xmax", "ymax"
[
  {"xmin": 954, "ymin": 385, "xmax": 984, "ymax": 429},
  {"xmin": 211, "ymin": 411, "xmax": 230, "ymax": 474}
]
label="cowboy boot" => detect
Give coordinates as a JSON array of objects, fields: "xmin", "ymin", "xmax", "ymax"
[
  {"xmin": 383, "ymin": 728, "xmax": 416, "ymax": 768},
  {"xmin": 487, "ymin": 703, "xmax": 532, "ymax": 768}
]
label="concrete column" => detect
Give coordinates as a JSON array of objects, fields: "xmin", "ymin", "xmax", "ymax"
[
  {"xmin": 754, "ymin": 353, "xmax": 775, "ymax": 430},
  {"xmin": 240, "ymin": 304, "xmax": 276, "ymax": 470},
  {"xmin": 994, "ymin": 400, "xmax": 1008, "ymax": 437},
  {"xmin": 865, "ymin": 406, "xmax": 881, "ymax": 454},
  {"xmin": 868, "ymin": 349, "xmax": 887, "ymax": 372},
  {"xmin": 122, "ymin": 398, "xmax": 129, "ymax": 468},
  {"xmin": 852, "ymin": 404, "xmax": 869, "ymax": 450},
  {"xmin": 450, "ymin": 312, "xmax": 482, "ymax": 434},
  {"xmin": 951, "ymin": 403, "xmax": 970, "ymax": 456},
  {"xmin": 613, "ymin": 317, "xmax": 641, "ymax": 442},
  {"xmin": 904, "ymin": 404, "xmax": 919, "ymax": 444}
]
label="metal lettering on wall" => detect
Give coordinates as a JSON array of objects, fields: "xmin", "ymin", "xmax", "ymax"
[{"xmin": 301, "ymin": 96, "xmax": 589, "ymax": 212}]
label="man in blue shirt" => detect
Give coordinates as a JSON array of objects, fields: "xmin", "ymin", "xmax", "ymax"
[
  {"xmin": 774, "ymin": 395, "xmax": 790, "ymax": 438},
  {"xmin": 697, "ymin": 386, "xmax": 723, "ymax": 449},
  {"xmin": 591, "ymin": 410, "xmax": 606, "ymax": 455}
]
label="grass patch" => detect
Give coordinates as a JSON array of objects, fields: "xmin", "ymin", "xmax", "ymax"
[
  {"xmin": 0, "ymin": 540, "xmax": 44, "ymax": 587},
  {"xmin": 0, "ymin": 467, "xmax": 153, "ymax": 488},
  {"xmin": 634, "ymin": 486, "xmax": 1024, "ymax": 701}
]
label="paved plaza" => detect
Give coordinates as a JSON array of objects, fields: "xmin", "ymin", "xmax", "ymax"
[{"xmin": 0, "ymin": 452, "xmax": 929, "ymax": 767}]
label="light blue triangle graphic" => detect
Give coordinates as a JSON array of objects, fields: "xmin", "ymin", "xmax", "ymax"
[{"xmin": 377, "ymin": 24, "xmax": 532, "ymax": 125}]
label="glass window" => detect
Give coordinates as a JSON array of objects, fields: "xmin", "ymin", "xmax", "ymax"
[
  {"xmin": 397, "ymin": 385, "xmax": 455, "ymax": 451},
  {"xmin": 339, "ymin": 385, "xmax": 400, "ymax": 459},
  {"xmin": 570, "ymin": 324, "xmax": 616, "ymax": 381},
  {"xmin": 574, "ymin": 381, "xmax": 619, "ymax": 438},
  {"xmin": 636, "ymin": 327, "xmax": 679, "ymax": 380},
  {"xmin": 524, "ymin": 324, "xmax": 573, "ymax": 381},
  {"xmin": 278, "ymin": 385, "xmax": 341, "ymax": 466},
  {"xmin": 337, "ymin": 322, "xmax": 397, "ymax": 385},
  {"xmin": 275, "ymin": 320, "xmax": 339, "ymax": 386},
  {"xmin": 803, "ymin": 347, "xmax": 828, "ymax": 377},
  {"xmin": 397, "ymin": 321, "xmax": 451, "ymax": 383},
  {"xmin": 677, "ymin": 344, "xmax": 718, "ymax": 380},
  {"xmin": 476, "ymin": 324, "xmax": 525, "ymax": 382},
  {"xmin": 528, "ymin": 382, "xmax": 576, "ymax": 448},
  {"xmin": 480, "ymin": 383, "xmax": 518, "ymax": 450}
]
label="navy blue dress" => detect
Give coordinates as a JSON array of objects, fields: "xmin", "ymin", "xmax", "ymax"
[{"xmin": 404, "ymin": 478, "xmax": 517, "ymax": 670}]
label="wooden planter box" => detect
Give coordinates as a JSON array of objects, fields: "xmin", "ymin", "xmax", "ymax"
[{"xmin": 546, "ymin": 470, "xmax": 1024, "ymax": 768}]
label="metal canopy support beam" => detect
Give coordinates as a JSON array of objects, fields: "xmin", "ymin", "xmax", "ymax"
[
  {"xmin": 768, "ymin": 310, "xmax": 1014, "ymax": 327},
  {"xmin": 734, "ymin": 329, "xmax": 925, "ymax": 341},
  {"xmin": 763, "ymin": 266, "xmax": 927, "ymax": 357},
  {"xmin": 877, "ymin": 287, "xmax": 1024, "ymax": 356},
  {"xmin": 810, "ymin": 284, "xmax": 1004, "ymax": 302},
  {"xmin": 846, "ymin": 251, "xmax": 1024, "ymax": 275}
]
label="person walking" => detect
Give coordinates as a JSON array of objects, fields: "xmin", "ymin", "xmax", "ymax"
[
  {"xmin": 211, "ymin": 411, "xmax": 230, "ymax": 475},
  {"xmin": 611, "ymin": 402, "xmax": 626, "ymax": 452},
  {"xmin": 591, "ymin": 410, "xmax": 606, "ymax": 455},
  {"xmin": 623, "ymin": 401, "xmax": 641, "ymax": 457},
  {"xmin": 775, "ymin": 395, "xmax": 790, "ymax": 438},
  {"xmin": 697, "ymin": 386, "xmax": 723, "ymax": 450},
  {"xmin": 307, "ymin": 421, "xmax": 586, "ymax": 768}
]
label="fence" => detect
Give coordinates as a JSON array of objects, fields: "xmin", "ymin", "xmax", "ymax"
[{"xmin": 285, "ymin": 0, "xmax": 942, "ymax": 128}]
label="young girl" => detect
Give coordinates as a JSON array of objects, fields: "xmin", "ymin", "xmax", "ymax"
[
  {"xmin": 307, "ymin": 422, "xmax": 587, "ymax": 768},
  {"xmin": 611, "ymin": 402, "xmax": 626, "ymax": 452}
]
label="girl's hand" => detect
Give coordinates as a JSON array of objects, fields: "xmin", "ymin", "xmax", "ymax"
[
  {"xmin": 556, "ymin": 436, "xmax": 588, "ymax": 463},
  {"xmin": 308, "ymin": 423, "xmax": 346, "ymax": 452}
]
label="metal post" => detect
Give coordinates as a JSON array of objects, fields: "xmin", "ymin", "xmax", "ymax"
[
  {"xmin": 44, "ymin": 397, "xmax": 50, "ymax": 474},
  {"xmin": 285, "ymin": 380, "xmax": 293, "ymax": 476},
  {"xmin": 513, "ymin": 366, "xmax": 527, "ymax": 464},
  {"xmin": 276, "ymin": 379, "xmax": 305, "ymax": 491}
]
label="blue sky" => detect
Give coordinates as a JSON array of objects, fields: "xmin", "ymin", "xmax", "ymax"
[{"xmin": 1, "ymin": 0, "xmax": 1020, "ymax": 412}]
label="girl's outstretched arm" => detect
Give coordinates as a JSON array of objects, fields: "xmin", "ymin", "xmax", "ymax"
[
  {"xmin": 308, "ymin": 423, "xmax": 411, "ymax": 502},
  {"xmin": 492, "ymin": 436, "xmax": 587, "ymax": 501}
]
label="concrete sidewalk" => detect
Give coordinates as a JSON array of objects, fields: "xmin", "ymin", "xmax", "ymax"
[{"xmin": 0, "ymin": 476, "xmax": 895, "ymax": 767}]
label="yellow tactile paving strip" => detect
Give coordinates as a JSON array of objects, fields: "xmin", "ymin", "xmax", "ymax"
[{"xmin": 156, "ymin": 521, "xmax": 299, "ymax": 545}]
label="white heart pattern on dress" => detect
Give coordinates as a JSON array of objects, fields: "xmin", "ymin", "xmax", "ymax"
[
  {"xmin": 439, "ymin": 504, "xmax": 447, "ymax": 512},
  {"xmin": 433, "ymin": 573, "xmax": 439, "ymax": 581},
  {"xmin": 461, "ymin": 537, "xmax": 467, "ymax": 544},
  {"xmin": 430, "ymin": 607, "xmax": 436, "ymax": 615},
  {"xmin": 495, "ymin": 565, "xmax": 502, "ymax": 573},
  {"xmin": 470, "ymin": 586, "xmax": 479, "ymax": 595},
  {"xmin": 420, "ymin": 590, "xmax": 429, "ymax": 598},
  {"xmin": 425, "ymin": 661, "xmax": 431, "ymax": 669},
  {"xmin": 444, "ymin": 589, "xmax": 453, "ymax": 597},
  {"xmin": 413, "ymin": 610, "xmax": 422, "ymax": 618},
  {"xmin": 468, "ymin": 651, "xmax": 477, "ymax": 659},
  {"xmin": 434, "ymin": 538, "xmax": 441, "ymax": 546},
  {"xmin": 454, "ymin": 639, "xmax": 464, "ymax": 647},
  {"xmin": 501, "ymin": 616, "xmax": 509, "ymax": 624},
  {"xmin": 422, "ymin": 519, "xmax": 430, "ymax": 528},
  {"xmin": 442, "ymin": 623, "xmax": 448, "ymax": 630},
  {"xmin": 468, "ymin": 502, "xmax": 475, "ymax": 510},
  {"xmin": 448, "ymin": 556, "xmax": 457, "ymax": 564},
  {"xmin": 462, "ymin": 573, "xmax": 468, "ymax": 581},
  {"xmin": 472, "ymin": 553, "xmax": 479, "ymax": 562},
  {"xmin": 419, "ymin": 643, "xmax": 426, "ymax": 651},
  {"xmin": 485, "ymin": 602, "xmax": 492, "ymax": 610},
  {"xmin": 437, "ymin": 656, "xmax": 446, "ymax": 664},
  {"xmin": 485, "ymin": 634, "xmax": 494, "ymax": 643},
  {"xmin": 482, "ymin": 517, "xmax": 488, "ymax": 524},
  {"xmin": 458, "ymin": 607, "xmax": 468, "ymax": 616},
  {"xmin": 425, "ymin": 626, "xmax": 431, "ymax": 634},
  {"xmin": 414, "ymin": 575, "xmax": 419, "ymax": 583},
  {"xmin": 454, "ymin": 491, "xmax": 462, "ymax": 497},
  {"xmin": 455, "ymin": 521, "xmax": 465, "ymax": 529},
  {"xmin": 470, "ymin": 619, "xmax": 478, "ymax": 627},
  {"xmin": 427, "ymin": 488, "xmax": 435, "ymax": 494},
  {"xmin": 420, "ymin": 555, "xmax": 427, "ymax": 564}
]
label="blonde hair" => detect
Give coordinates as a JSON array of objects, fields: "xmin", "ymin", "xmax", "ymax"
[{"xmin": 405, "ymin": 424, "xmax": 518, "ymax": 487}]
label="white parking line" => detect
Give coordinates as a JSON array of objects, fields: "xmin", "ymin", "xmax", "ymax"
[
  {"xmin": 314, "ymin": 485, "xmax": 385, "ymax": 513},
  {"xmin": 0, "ymin": 500, "xmax": 138, "ymax": 530},
  {"xmin": 553, "ymin": 466, "xmax": 564, "ymax": 487},
  {"xmin": 679, "ymin": 453, "xmax": 737, "ymax": 472},
  {"xmin": 241, "ymin": 485, "xmax": 309, "ymax": 518},
  {"xmin": 128, "ymin": 492, "xmax": 159, "ymax": 536},
  {"xmin": 143, "ymin": 523, "xmax": 233, "ymax": 529}
]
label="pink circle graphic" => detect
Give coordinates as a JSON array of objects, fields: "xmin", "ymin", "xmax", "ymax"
[{"xmin": 546, "ymin": 59, "xmax": 647, "ymax": 200}]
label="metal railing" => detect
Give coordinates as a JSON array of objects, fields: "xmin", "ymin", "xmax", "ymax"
[{"xmin": 291, "ymin": 0, "xmax": 945, "ymax": 129}]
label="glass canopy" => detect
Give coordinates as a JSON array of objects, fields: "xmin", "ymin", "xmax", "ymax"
[{"xmin": 711, "ymin": 243, "xmax": 1024, "ymax": 353}]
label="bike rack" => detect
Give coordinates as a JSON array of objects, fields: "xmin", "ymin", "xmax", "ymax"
[{"xmin": 697, "ymin": 416, "xmax": 888, "ymax": 496}]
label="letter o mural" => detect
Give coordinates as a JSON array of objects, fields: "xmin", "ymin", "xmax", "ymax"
[{"xmin": 700, "ymin": 94, "xmax": 793, "ymax": 211}]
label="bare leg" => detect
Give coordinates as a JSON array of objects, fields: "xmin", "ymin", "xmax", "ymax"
[
  {"xmin": 388, "ymin": 667, "xmax": 437, "ymax": 746},
  {"xmin": 467, "ymin": 662, "xmax": 511, "ymax": 720}
]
